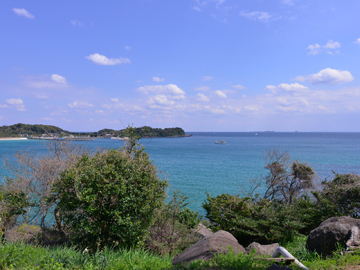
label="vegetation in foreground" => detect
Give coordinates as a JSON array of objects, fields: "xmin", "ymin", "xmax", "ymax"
[
  {"xmin": 2, "ymin": 236, "xmax": 360, "ymax": 269},
  {"xmin": 2, "ymin": 127, "xmax": 360, "ymax": 269}
]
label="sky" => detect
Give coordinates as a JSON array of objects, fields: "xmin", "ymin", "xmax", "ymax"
[{"xmin": 1, "ymin": 0, "xmax": 360, "ymax": 132}]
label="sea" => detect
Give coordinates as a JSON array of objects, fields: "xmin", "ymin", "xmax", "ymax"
[{"xmin": 1, "ymin": 132, "xmax": 360, "ymax": 215}]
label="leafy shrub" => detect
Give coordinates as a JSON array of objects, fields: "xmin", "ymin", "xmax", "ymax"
[
  {"xmin": 51, "ymin": 138, "xmax": 167, "ymax": 250},
  {"xmin": 203, "ymin": 193, "xmax": 304, "ymax": 245},
  {"xmin": 146, "ymin": 190, "xmax": 202, "ymax": 256}
]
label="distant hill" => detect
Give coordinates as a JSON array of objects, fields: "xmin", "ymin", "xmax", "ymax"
[
  {"xmin": 0, "ymin": 123, "xmax": 69, "ymax": 137},
  {"xmin": 0, "ymin": 123, "xmax": 187, "ymax": 138}
]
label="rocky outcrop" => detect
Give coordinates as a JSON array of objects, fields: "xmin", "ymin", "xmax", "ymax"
[
  {"xmin": 172, "ymin": 230, "xmax": 245, "ymax": 265},
  {"xmin": 194, "ymin": 223, "xmax": 213, "ymax": 239},
  {"xmin": 307, "ymin": 216, "xmax": 360, "ymax": 256},
  {"xmin": 246, "ymin": 242, "xmax": 280, "ymax": 255}
]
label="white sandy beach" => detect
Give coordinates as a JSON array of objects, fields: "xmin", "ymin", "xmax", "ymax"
[{"xmin": 0, "ymin": 137, "xmax": 28, "ymax": 141}]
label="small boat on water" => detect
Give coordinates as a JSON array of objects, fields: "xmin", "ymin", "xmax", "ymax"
[{"xmin": 215, "ymin": 140, "xmax": 226, "ymax": 144}]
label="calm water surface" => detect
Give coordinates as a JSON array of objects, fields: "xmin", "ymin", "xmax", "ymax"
[{"xmin": 1, "ymin": 132, "xmax": 360, "ymax": 214}]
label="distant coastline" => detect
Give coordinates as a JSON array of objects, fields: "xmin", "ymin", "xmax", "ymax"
[{"xmin": 0, "ymin": 137, "xmax": 28, "ymax": 141}]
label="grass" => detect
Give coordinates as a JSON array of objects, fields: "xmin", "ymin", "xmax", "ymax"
[{"xmin": 2, "ymin": 236, "xmax": 360, "ymax": 269}]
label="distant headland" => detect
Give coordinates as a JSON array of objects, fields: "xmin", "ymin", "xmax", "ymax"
[{"xmin": 0, "ymin": 123, "xmax": 190, "ymax": 139}]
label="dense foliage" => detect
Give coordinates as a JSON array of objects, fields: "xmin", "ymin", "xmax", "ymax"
[
  {"xmin": 0, "ymin": 123, "xmax": 187, "ymax": 138},
  {"xmin": 93, "ymin": 126, "xmax": 187, "ymax": 138},
  {"xmin": 0, "ymin": 123, "xmax": 68, "ymax": 137},
  {"xmin": 51, "ymin": 142, "xmax": 168, "ymax": 250},
  {"xmin": 203, "ymin": 149, "xmax": 360, "ymax": 246}
]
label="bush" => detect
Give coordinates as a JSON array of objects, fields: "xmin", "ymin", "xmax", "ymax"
[
  {"xmin": 146, "ymin": 190, "xmax": 202, "ymax": 256},
  {"xmin": 51, "ymin": 137, "xmax": 168, "ymax": 251}
]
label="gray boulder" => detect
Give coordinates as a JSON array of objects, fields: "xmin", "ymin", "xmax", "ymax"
[
  {"xmin": 246, "ymin": 242, "xmax": 280, "ymax": 255},
  {"xmin": 172, "ymin": 230, "xmax": 245, "ymax": 265},
  {"xmin": 194, "ymin": 223, "xmax": 213, "ymax": 239},
  {"xmin": 307, "ymin": 216, "xmax": 360, "ymax": 256}
]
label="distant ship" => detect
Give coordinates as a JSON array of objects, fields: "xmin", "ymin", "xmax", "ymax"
[{"xmin": 215, "ymin": 140, "xmax": 226, "ymax": 144}]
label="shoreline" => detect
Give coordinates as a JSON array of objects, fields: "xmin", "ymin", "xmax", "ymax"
[{"xmin": 0, "ymin": 137, "xmax": 28, "ymax": 141}]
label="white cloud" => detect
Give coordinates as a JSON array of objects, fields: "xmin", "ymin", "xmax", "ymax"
[
  {"xmin": 147, "ymin": 95, "xmax": 175, "ymax": 106},
  {"xmin": 42, "ymin": 117, "xmax": 53, "ymax": 121},
  {"xmin": 138, "ymin": 84, "xmax": 186, "ymax": 99},
  {"xmin": 193, "ymin": 6, "xmax": 201, "ymax": 12},
  {"xmin": 324, "ymin": 40, "xmax": 340, "ymax": 49},
  {"xmin": 71, "ymin": 20, "xmax": 84, "ymax": 27},
  {"xmin": 215, "ymin": 90, "xmax": 227, "ymax": 98},
  {"xmin": 110, "ymin": 98, "xmax": 119, "ymax": 102},
  {"xmin": 24, "ymin": 75, "xmax": 70, "ymax": 89},
  {"xmin": 197, "ymin": 93, "xmax": 209, "ymax": 102},
  {"xmin": 85, "ymin": 53, "xmax": 131, "ymax": 65},
  {"xmin": 36, "ymin": 94, "xmax": 48, "ymax": 99},
  {"xmin": 307, "ymin": 43, "xmax": 321, "ymax": 55},
  {"xmin": 195, "ymin": 86, "xmax": 210, "ymax": 91},
  {"xmin": 125, "ymin": 46, "xmax": 131, "ymax": 50},
  {"xmin": 281, "ymin": 0, "xmax": 295, "ymax": 5},
  {"xmin": 307, "ymin": 40, "xmax": 340, "ymax": 55},
  {"xmin": 231, "ymin": 84, "xmax": 246, "ymax": 90},
  {"xmin": 295, "ymin": 68, "xmax": 354, "ymax": 85},
  {"xmin": 354, "ymin": 38, "xmax": 360, "ymax": 45},
  {"xmin": 13, "ymin": 8, "xmax": 34, "ymax": 19},
  {"xmin": 266, "ymin": 83, "xmax": 309, "ymax": 93},
  {"xmin": 240, "ymin": 11, "xmax": 273, "ymax": 23},
  {"xmin": 6, "ymin": 98, "xmax": 26, "ymax": 111},
  {"xmin": 153, "ymin": 77, "xmax": 165, "ymax": 82},
  {"xmin": 68, "ymin": 101, "xmax": 94, "ymax": 108},
  {"xmin": 51, "ymin": 74, "xmax": 67, "ymax": 84},
  {"xmin": 202, "ymin": 76, "xmax": 213, "ymax": 81}
]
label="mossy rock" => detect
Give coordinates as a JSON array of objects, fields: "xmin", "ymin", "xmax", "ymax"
[{"xmin": 4, "ymin": 224, "xmax": 41, "ymax": 244}]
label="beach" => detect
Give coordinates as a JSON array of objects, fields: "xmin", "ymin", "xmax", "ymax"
[{"xmin": 0, "ymin": 137, "xmax": 28, "ymax": 140}]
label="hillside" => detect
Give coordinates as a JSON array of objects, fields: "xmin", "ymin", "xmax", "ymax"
[
  {"xmin": 0, "ymin": 123, "xmax": 69, "ymax": 137},
  {"xmin": 0, "ymin": 124, "xmax": 187, "ymax": 138}
]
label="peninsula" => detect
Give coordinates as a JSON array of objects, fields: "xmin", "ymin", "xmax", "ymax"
[{"xmin": 0, "ymin": 123, "xmax": 189, "ymax": 139}]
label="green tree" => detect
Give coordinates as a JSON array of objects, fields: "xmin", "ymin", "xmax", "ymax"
[{"xmin": 51, "ymin": 131, "xmax": 168, "ymax": 250}]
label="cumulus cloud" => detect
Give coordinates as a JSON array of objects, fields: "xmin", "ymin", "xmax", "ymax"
[
  {"xmin": 195, "ymin": 86, "xmax": 210, "ymax": 91},
  {"xmin": 295, "ymin": 68, "xmax": 354, "ymax": 85},
  {"xmin": 51, "ymin": 74, "xmax": 67, "ymax": 84},
  {"xmin": 68, "ymin": 101, "xmax": 94, "ymax": 108},
  {"xmin": 71, "ymin": 20, "xmax": 84, "ymax": 27},
  {"xmin": 354, "ymin": 38, "xmax": 360, "ymax": 45},
  {"xmin": 36, "ymin": 94, "xmax": 48, "ymax": 99},
  {"xmin": 125, "ymin": 46, "xmax": 131, "ymax": 50},
  {"xmin": 13, "ymin": 8, "xmax": 34, "ymax": 19},
  {"xmin": 231, "ymin": 84, "xmax": 246, "ymax": 90},
  {"xmin": 138, "ymin": 84, "xmax": 186, "ymax": 99},
  {"xmin": 307, "ymin": 43, "xmax": 321, "ymax": 55},
  {"xmin": 110, "ymin": 98, "xmax": 119, "ymax": 102},
  {"xmin": 147, "ymin": 95, "xmax": 175, "ymax": 106},
  {"xmin": 324, "ymin": 40, "xmax": 340, "ymax": 49},
  {"xmin": 307, "ymin": 40, "xmax": 340, "ymax": 55},
  {"xmin": 153, "ymin": 77, "xmax": 165, "ymax": 82},
  {"xmin": 6, "ymin": 98, "xmax": 26, "ymax": 111},
  {"xmin": 265, "ymin": 83, "xmax": 309, "ymax": 93},
  {"xmin": 85, "ymin": 53, "xmax": 131, "ymax": 65},
  {"xmin": 193, "ymin": 6, "xmax": 201, "ymax": 12},
  {"xmin": 240, "ymin": 11, "xmax": 274, "ymax": 23},
  {"xmin": 197, "ymin": 93, "xmax": 209, "ymax": 102},
  {"xmin": 202, "ymin": 76, "xmax": 213, "ymax": 81},
  {"xmin": 281, "ymin": 0, "xmax": 295, "ymax": 5},
  {"xmin": 215, "ymin": 90, "xmax": 227, "ymax": 98}
]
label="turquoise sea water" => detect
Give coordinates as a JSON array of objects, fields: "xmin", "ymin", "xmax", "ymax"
[{"xmin": 1, "ymin": 132, "xmax": 360, "ymax": 214}]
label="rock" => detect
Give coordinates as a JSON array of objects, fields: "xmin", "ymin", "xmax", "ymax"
[
  {"xmin": 172, "ymin": 230, "xmax": 245, "ymax": 265},
  {"xmin": 266, "ymin": 264, "xmax": 293, "ymax": 270},
  {"xmin": 4, "ymin": 224, "xmax": 41, "ymax": 244},
  {"xmin": 194, "ymin": 223, "xmax": 213, "ymax": 239},
  {"xmin": 307, "ymin": 216, "xmax": 360, "ymax": 256},
  {"xmin": 246, "ymin": 242, "xmax": 280, "ymax": 255}
]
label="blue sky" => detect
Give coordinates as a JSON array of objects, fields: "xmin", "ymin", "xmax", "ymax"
[{"xmin": 1, "ymin": 0, "xmax": 360, "ymax": 132}]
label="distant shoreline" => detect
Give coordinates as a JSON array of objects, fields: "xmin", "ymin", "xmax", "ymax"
[{"xmin": 0, "ymin": 137, "xmax": 28, "ymax": 141}]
